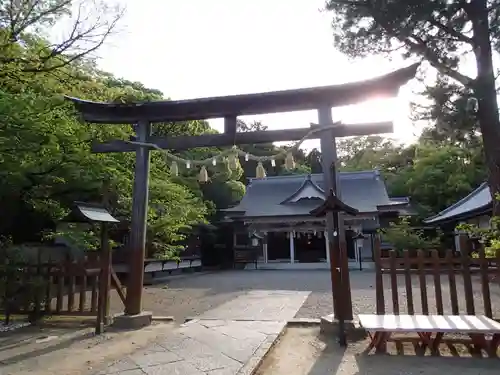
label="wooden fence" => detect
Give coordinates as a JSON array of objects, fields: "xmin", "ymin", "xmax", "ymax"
[
  {"xmin": 1, "ymin": 252, "xmax": 125, "ymax": 325},
  {"xmin": 374, "ymin": 244, "xmax": 500, "ymax": 319},
  {"xmin": 2, "ymin": 258, "xmax": 100, "ymax": 317}
]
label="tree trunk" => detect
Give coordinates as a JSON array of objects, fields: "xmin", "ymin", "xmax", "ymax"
[{"xmin": 470, "ymin": 0, "xmax": 500, "ymax": 216}]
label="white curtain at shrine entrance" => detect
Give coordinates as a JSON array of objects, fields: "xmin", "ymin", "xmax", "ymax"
[{"xmin": 245, "ymin": 217, "xmax": 378, "ymax": 269}]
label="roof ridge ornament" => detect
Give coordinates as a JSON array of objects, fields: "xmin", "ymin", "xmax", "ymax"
[
  {"xmin": 309, "ymin": 189, "xmax": 359, "ymax": 217},
  {"xmin": 280, "ymin": 175, "xmax": 325, "ymax": 204}
]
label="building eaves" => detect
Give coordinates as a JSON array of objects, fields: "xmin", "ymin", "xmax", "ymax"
[{"xmin": 424, "ymin": 182, "xmax": 492, "ymax": 225}]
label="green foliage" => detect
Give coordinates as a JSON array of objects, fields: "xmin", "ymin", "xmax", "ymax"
[
  {"xmin": 0, "ymin": 237, "xmax": 48, "ymax": 323},
  {"xmin": 324, "ymin": 0, "xmax": 500, "ymax": 81},
  {"xmin": 457, "ymin": 219, "xmax": 500, "ymax": 258},
  {"xmin": 0, "ymin": 0, "xmax": 123, "ymax": 77},
  {"xmin": 338, "ymin": 136, "xmax": 406, "ymax": 172},
  {"xmin": 43, "ymin": 223, "xmax": 121, "ymax": 253},
  {"xmin": 457, "ymin": 195, "xmax": 500, "ymax": 258},
  {"xmin": 46, "ymin": 224, "xmax": 101, "ymax": 251},
  {"xmin": 379, "ymin": 217, "xmax": 442, "ymax": 252},
  {"xmin": 334, "ymin": 134, "xmax": 486, "ymax": 218},
  {"xmin": 2, "ymin": 0, "xmax": 496, "ymax": 263},
  {"xmin": 393, "ymin": 144, "xmax": 485, "ymax": 216},
  {"xmin": 325, "ymin": 0, "xmax": 500, "ymax": 214},
  {"xmin": 0, "ymin": 64, "xmax": 210, "ymax": 256},
  {"xmin": 0, "ymin": 1, "xmax": 228, "ymax": 258},
  {"xmin": 412, "ymin": 77, "xmax": 480, "ymax": 147}
]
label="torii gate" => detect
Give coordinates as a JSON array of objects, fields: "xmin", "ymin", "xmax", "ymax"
[{"xmin": 67, "ymin": 63, "xmax": 419, "ymax": 329}]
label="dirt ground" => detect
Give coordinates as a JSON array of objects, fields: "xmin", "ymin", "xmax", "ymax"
[
  {"xmin": 0, "ymin": 320, "xmax": 175, "ymax": 375},
  {"xmin": 255, "ymin": 327, "xmax": 500, "ymax": 375}
]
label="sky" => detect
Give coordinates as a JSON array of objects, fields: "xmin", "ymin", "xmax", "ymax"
[{"xmin": 94, "ymin": 0, "xmax": 422, "ymax": 149}]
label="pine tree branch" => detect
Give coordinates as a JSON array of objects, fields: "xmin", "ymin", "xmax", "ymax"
[
  {"xmin": 427, "ymin": 18, "xmax": 473, "ymax": 44},
  {"xmin": 404, "ymin": 34, "xmax": 474, "ymax": 86},
  {"xmin": 327, "ymin": 0, "xmax": 474, "ymax": 86}
]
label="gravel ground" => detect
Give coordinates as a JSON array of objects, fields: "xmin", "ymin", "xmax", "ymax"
[{"xmin": 108, "ymin": 269, "xmax": 500, "ymax": 323}]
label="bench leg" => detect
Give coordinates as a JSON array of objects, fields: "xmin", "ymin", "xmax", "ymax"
[
  {"xmin": 414, "ymin": 332, "xmax": 425, "ymax": 354},
  {"xmin": 365, "ymin": 331, "xmax": 391, "ymax": 354},
  {"xmin": 376, "ymin": 332, "xmax": 391, "ymax": 353},
  {"xmin": 410, "ymin": 332, "xmax": 444, "ymax": 355},
  {"xmin": 471, "ymin": 333, "xmax": 500, "ymax": 357},
  {"xmin": 469, "ymin": 333, "xmax": 488, "ymax": 355},
  {"xmin": 430, "ymin": 332, "xmax": 444, "ymax": 354},
  {"xmin": 365, "ymin": 331, "xmax": 378, "ymax": 353},
  {"xmin": 489, "ymin": 333, "xmax": 500, "ymax": 357}
]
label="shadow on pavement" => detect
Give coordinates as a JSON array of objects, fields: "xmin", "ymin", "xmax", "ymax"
[
  {"xmin": 304, "ymin": 333, "xmax": 345, "ymax": 375},
  {"xmin": 0, "ymin": 322, "xmax": 96, "ymax": 366},
  {"xmin": 353, "ymin": 352, "xmax": 499, "ymax": 375}
]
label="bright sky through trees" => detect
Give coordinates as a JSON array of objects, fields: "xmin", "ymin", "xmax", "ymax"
[{"xmin": 96, "ymin": 0, "xmax": 420, "ymax": 148}]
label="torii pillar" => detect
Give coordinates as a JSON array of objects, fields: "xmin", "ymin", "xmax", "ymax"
[{"xmin": 310, "ymin": 181, "xmax": 359, "ymax": 346}]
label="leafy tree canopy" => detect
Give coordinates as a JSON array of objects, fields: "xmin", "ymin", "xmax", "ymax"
[
  {"xmin": 0, "ymin": 0, "xmax": 247, "ymax": 258},
  {"xmin": 325, "ymin": 0, "xmax": 500, "ymax": 214}
]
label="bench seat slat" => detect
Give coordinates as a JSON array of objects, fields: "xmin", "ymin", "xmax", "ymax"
[{"xmin": 359, "ymin": 314, "xmax": 500, "ymax": 334}]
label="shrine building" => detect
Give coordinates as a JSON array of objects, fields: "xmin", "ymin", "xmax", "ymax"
[{"xmin": 223, "ymin": 170, "xmax": 412, "ymax": 269}]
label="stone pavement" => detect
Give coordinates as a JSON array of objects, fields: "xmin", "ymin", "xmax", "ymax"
[
  {"xmin": 95, "ymin": 290, "xmax": 310, "ymax": 375},
  {"xmin": 197, "ymin": 290, "xmax": 309, "ymax": 321}
]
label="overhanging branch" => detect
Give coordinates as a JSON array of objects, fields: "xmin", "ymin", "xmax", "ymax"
[
  {"xmin": 427, "ymin": 19, "xmax": 473, "ymax": 44},
  {"xmin": 329, "ymin": 0, "xmax": 474, "ymax": 87},
  {"xmin": 405, "ymin": 35, "xmax": 473, "ymax": 86}
]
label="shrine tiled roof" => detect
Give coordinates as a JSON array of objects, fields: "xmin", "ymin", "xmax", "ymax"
[
  {"xmin": 224, "ymin": 170, "xmax": 405, "ymax": 219},
  {"xmin": 424, "ymin": 183, "xmax": 492, "ymax": 225}
]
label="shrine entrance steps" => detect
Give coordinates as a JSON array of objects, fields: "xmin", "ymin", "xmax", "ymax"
[{"xmin": 244, "ymin": 261, "xmax": 375, "ymax": 271}]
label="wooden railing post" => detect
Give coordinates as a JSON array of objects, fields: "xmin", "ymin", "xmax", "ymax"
[
  {"xmin": 389, "ymin": 251, "xmax": 399, "ymax": 314},
  {"xmin": 445, "ymin": 250, "xmax": 459, "ymax": 314},
  {"xmin": 478, "ymin": 245, "xmax": 492, "ymax": 317},
  {"xmin": 403, "ymin": 251, "xmax": 414, "ymax": 315},
  {"xmin": 374, "ymin": 234, "xmax": 385, "ymax": 314},
  {"xmin": 417, "ymin": 250, "xmax": 429, "ymax": 315},
  {"xmin": 431, "ymin": 250, "xmax": 443, "ymax": 315},
  {"xmin": 459, "ymin": 235, "xmax": 475, "ymax": 315}
]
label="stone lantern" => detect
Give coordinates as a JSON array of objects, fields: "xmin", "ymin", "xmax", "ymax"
[{"xmin": 352, "ymin": 232, "xmax": 366, "ymax": 271}]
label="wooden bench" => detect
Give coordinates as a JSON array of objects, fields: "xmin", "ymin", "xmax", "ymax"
[
  {"xmin": 233, "ymin": 249, "xmax": 258, "ymax": 269},
  {"xmin": 112, "ymin": 256, "xmax": 202, "ymax": 284},
  {"xmin": 359, "ymin": 314, "xmax": 500, "ymax": 356},
  {"xmin": 144, "ymin": 257, "xmax": 202, "ymax": 275}
]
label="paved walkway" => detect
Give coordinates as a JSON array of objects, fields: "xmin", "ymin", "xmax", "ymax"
[
  {"xmin": 95, "ymin": 290, "xmax": 310, "ymax": 375},
  {"xmin": 197, "ymin": 290, "xmax": 308, "ymax": 321}
]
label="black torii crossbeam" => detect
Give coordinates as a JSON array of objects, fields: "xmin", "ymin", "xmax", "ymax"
[{"xmin": 67, "ymin": 63, "xmax": 419, "ymax": 328}]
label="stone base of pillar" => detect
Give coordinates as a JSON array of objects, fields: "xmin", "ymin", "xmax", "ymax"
[
  {"xmin": 113, "ymin": 311, "xmax": 153, "ymax": 330},
  {"xmin": 319, "ymin": 313, "xmax": 366, "ymax": 342}
]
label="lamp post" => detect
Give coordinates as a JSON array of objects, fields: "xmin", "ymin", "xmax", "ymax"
[
  {"xmin": 353, "ymin": 232, "xmax": 366, "ymax": 271},
  {"xmin": 67, "ymin": 201, "xmax": 119, "ymax": 334}
]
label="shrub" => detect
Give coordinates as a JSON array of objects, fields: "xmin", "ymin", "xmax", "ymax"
[
  {"xmin": 457, "ymin": 215, "xmax": 500, "ymax": 259},
  {"xmin": 0, "ymin": 237, "xmax": 49, "ymax": 324},
  {"xmin": 379, "ymin": 216, "xmax": 442, "ymax": 254}
]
